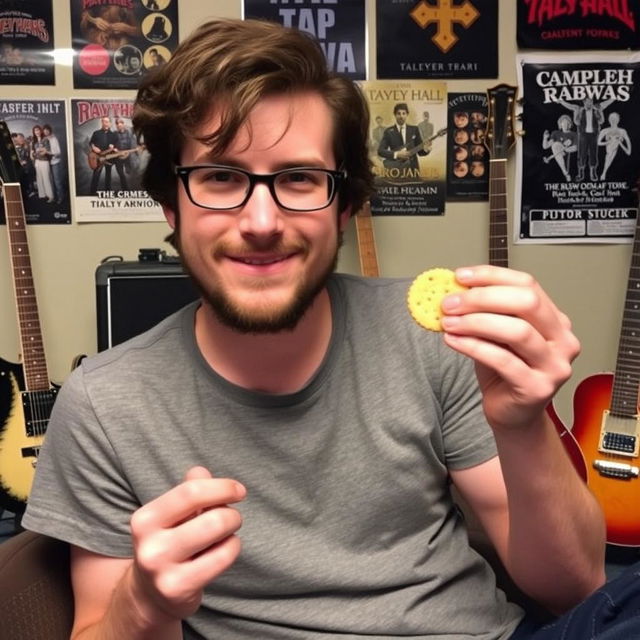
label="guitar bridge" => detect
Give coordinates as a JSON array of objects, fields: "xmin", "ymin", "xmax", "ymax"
[
  {"xmin": 599, "ymin": 411, "xmax": 639, "ymax": 458},
  {"xmin": 593, "ymin": 460, "xmax": 640, "ymax": 480}
]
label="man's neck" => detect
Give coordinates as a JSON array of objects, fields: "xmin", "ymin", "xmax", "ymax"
[{"xmin": 194, "ymin": 288, "xmax": 333, "ymax": 395}]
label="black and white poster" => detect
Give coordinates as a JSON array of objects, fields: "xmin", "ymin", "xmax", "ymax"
[
  {"xmin": 71, "ymin": 0, "xmax": 179, "ymax": 90},
  {"xmin": 446, "ymin": 92, "xmax": 489, "ymax": 200},
  {"xmin": 70, "ymin": 98, "xmax": 163, "ymax": 222},
  {"xmin": 243, "ymin": 0, "xmax": 366, "ymax": 80},
  {"xmin": 0, "ymin": 100, "xmax": 70, "ymax": 225},
  {"xmin": 376, "ymin": 0, "xmax": 498, "ymax": 80},
  {"xmin": 516, "ymin": 53, "xmax": 640, "ymax": 244},
  {"xmin": 0, "ymin": 0, "xmax": 55, "ymax": 85},
  {"xmin": 361, "ymin": 80, "xmax": 448, "ymax": 216},
  {"xmin": 517, "ymin": 0, "xmax": 640, "ymax": 50}
]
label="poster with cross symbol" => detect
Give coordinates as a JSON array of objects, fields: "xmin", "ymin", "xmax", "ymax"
[{"xmin": 376, "ymin": 0, "xmax": 498, "ymax": 80}]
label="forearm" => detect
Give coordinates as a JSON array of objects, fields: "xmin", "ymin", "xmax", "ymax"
[{"xmin": 496, "ymin": 412, "xmax": 606, "ymax": 613}]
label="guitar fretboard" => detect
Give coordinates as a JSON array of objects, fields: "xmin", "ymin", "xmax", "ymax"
[
  {"xmin": 611, "ymin": 208, "xmax": 640, "ymax": 418},
  {"xmin": 488, "ymin": 158, "xmax": 508, "ymax": 268},
  {"xmin": 355, "ymin": 202, "xmax": 380, "ymax": 278},
  {"xmin": 3, "ymin": 182, "xmax": 51, "ymax": 391}
]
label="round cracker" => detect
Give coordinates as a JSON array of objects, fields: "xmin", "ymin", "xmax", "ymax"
[{"xmin": 407, "ymin": 268, "xmax": 467, "ymax": 332}]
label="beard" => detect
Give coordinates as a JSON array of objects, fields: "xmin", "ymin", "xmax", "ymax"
[{"xmin": 175, "ymin": 231, "xmax": 342, "ymax": 335}]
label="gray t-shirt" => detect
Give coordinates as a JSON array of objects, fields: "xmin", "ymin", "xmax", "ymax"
[{"xmin": 23, "ymin": 274, "xmax": 523, "ymax": 639}]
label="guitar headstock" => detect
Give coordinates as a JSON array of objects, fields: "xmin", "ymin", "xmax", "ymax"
[
  {"xmin": 484, "ymin": 84, "xmax": 518, "ymax": 160},
  {"xmin": 0, "ymin": 120, "xmax": 22, "ymax": 185}
]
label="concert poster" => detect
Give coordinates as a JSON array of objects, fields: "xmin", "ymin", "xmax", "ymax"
[
  {"xmin": 0, "ymin": 100, "xmax": 70, "ymax": 225},
  {"xmin": 70, "ymin": 0, "xmax": 179, "ymax": 90},
  {"xmin": 242, "ymin": 0, "xmax": 366, "ymax": 80},
  {"xmin": 0, "ymin": 0, "xmax": 55, "ymax": 85},
  {"xmin": 517, "ymin": 0, "xmax": 640, "ymax": 50},
  {"xmin": 446, "ymin": 92, "xmax": 489, "ymax": 201},
  {"xmin": 360, "ymin": 80, "xmax": 448, "ymax": 216},
  {"xmin": 70, "ymin": 98, "xmax": 163, "ymax": 222},
  {"xmin": 516, "ymin": 53, "xmax": 640, "ymax": 245},
  {"xmin": 376, "ymin": 0, "xmax": 498, "ymax": 80}
]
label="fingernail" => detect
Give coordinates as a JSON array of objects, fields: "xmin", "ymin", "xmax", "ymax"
[
  {"xmin": 441, "ymin": 295, "xmax": 461, "ymax": 311},
  {"xmin": 441, "ymin": 316, "xmax": 459, "ymax": 329},
  {"xmin": 455, "ymin": 268, "xmax": 473, "ymax": 282}
]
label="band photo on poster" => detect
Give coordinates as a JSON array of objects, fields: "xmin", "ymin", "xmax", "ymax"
[
  {"xmin": 70, "ymin": 0, "xmax": 179, "ymax": 90},
  {"xmin": 0, "ymin": 100, "xmax": 70, "ymax": 224},
  {"xmin": 360, "ymin": 80, "xmax": 448, "ymax": 216},
  {"xmin": 516, "ymin": 53, "xmax": 640, "ymax": 244},
  {"xmin": 70, "ymin": 98, "xmax": 163, "ymax": 222}
]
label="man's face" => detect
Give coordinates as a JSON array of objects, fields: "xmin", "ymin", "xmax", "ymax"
[
  {"xmin": 117, "ymin": 121, "xmax": 126, "ymax": 131},
  {"xmin": 394, "ymin": 109, "xmax": 408, "ymax": 126},
  {"xmin": 166, "ymin": 91, "xmax": 350, "ymax": 334},
  {"xmin": 102, "ymin": 117, "xmax": 111, "ymax": 130}
]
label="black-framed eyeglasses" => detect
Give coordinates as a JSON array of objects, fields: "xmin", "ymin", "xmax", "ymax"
[{"xmin": 174, "ymin": 164, "xmax": 345, "ymax": 212}]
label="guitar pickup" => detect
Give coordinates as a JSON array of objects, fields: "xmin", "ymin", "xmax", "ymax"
[
  {"xmin": 21, "ymin": 388, "xmax": 58, "ymax": 437},
  {"xmin": 593, "ymin": 460, "xmax": 639, "ymax": 480},
  {"xmin": 598, "ymin": 411, "xmax": 639, "ymax": 458}
]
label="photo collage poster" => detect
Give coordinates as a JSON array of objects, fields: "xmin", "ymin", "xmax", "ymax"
[
  {"xmin": 516, "ymin": 53, "xmax": 640, "ymax": 244},
  {"xmin": 376, "ymin": 0, "xmax": 498, "ymax": 80},
  {"xmin": 70, "ymin": 98, "xmax": 163, "ymax": 222},
  {"xmin": 243, "ymin": 0, "xmax": 366, "ymax": 80},
  {"xmin": 0, "ymin": 0, "xmax": 55, "ymax": 85},
  {"xmin": 71, "ymin": 0, "xmax": 179, "ymax": 90},
  {"xmin": 446, "ymin": 92, "xmax": 489, "ymax": 200},
  {"xmin": 361, "ymin": 80, "xmax": 448, "ymax": 216},
  {"xmin": 0, "ymin": 100, "xmax": 70, "ymax": 225}
]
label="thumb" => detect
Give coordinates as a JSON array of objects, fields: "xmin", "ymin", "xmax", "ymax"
[{"xmin": 183, "ymin": 465, "xmax": 213, "ymax": 482}]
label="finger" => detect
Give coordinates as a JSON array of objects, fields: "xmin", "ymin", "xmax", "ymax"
[
  {"xmin": 132, "ymin": 477, "xmax": 246, "ymax": 535},
  {"xmin": 137, "ymin": 505, "xmax": 243, "ymax": 567},
  {"xmin": 184, "ymin": 465, "xmax": 213, "ymax": 482}
]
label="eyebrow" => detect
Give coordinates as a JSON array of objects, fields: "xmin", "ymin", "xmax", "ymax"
[{"xmin": 187, "ymin": 154, "xmax": 331, "ymax": 171}]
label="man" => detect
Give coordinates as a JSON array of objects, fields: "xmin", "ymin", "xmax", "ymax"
[
  {"xmin": 23, "ymin": 17, "xmax": 640, "ymax": 640},
  {"xmin": 418, "ymin": 110, "xmax": 434, "ymax": 141},
  {"xmin": 88, "ymin": 116, "xmax": 118, "ymax": 194},
  {"xmin": 597, "ymin": 112, "xmax": 631, "ymax": 181},
  {"xmin": 11, "ymin": 131, "xmax": 35, "ymax": 197},
  {"xmin": 557, "ymin": 96, "xmax": 614, "ymax": 182},
  {"xmin": 113, "ymin": 118, "xmax": 136, "ymax": 185},
  {"xmin": 377, "ymin": 103, "xmax": 430, "ymax": 170},
  {"xmin": 42, "ymin": 124, "xmax": 66, "ymax": 204},
  {"xmin": 542, "ymin": 114, "xmax": 577, "ymax": 183}
]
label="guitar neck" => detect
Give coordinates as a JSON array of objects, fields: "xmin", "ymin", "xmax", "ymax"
[
  {"xmin": 611, "ymin": 209, "xmax": 640, "ymax": 417},
  {"xmin": 355, "ymin": 202, "xmax": 380, "ymax": 277},
  {"xmin": 488, "ymin": 158, "xmax": 508, "ymax": 268},
  {"xmin": 3, "ymin": 182, "xmax": 51, "ymax": 391}
]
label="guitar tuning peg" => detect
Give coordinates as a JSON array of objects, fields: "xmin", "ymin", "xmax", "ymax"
[
  {"xmin": 516, "ymin": 113, "xmax": 523, "ymax": 121},
  {"xmin": 516, "ymin": 129, "xmax": 526, "ymax": 137},
  {"xmin": 516, "ymin": 97, "xmax": 524, "ymax": 106}
]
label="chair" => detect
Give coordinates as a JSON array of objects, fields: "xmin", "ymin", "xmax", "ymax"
[{"xmin": 0, "ymin": 529, "xmax": 74, "ymax": 640}]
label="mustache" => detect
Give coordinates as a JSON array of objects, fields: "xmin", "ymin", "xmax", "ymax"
[{"xmin": 213, "ymin": 240, "xmax": 309, "ymax": 259}]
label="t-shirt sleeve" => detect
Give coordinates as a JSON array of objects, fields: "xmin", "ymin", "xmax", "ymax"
[{"xmin": 22, "ymin": 365, "xmax": 137, "ymax": 557}]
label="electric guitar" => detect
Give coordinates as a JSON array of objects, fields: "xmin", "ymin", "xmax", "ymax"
[
  {"xmin": 0, "ymin": 120, "xmax": 58, "ymax": 514},
  {"xmin": 566, "ymin": 195, "xmax": 640, "ymax": 546},
  {"xmin": 483, "ymin": 85, "xmax": 588, "ymax": 481},
  {"xmin": 382, "ymin": 128, "xmax": 447, "ymax": 169},
  {"xmin": 88, "ymin": 144, "xmax": 145, "ymax": 170}
]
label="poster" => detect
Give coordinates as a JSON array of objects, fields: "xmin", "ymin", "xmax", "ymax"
[
  {"xmin": 0, "ymin": 100, "xmax": 70, "ymax": 225},
  {"xmin": 446, "ymin": 92, "xmax": 489, "ymax": 200},
  {"xmin": 516, "ymin": 53, "xmax": 640, "ymax": 244},
  {"xmin": 517, "ymin": 0, "xmax": 640, "ymax": 50},
  {"xmin": 376, "ymin": 0, "xmax": 498, "ymax": 79},
  {"xmin": 0, "ymin": 0, "xmax": 55, "ymax": 85},
  {"xmin": 243, "ymin": 0, "xmax": 366, "ymax": 80},
  {"xmin": 361, "ymin": 80, "xmax": 448, "ymax": 216},
  {"xmin": 70, "ymin": 0, "xmax": 179, "ymax": 90},
  {"xmin": 70, "ymin": 98, "xmax": 163, "ymax": 222}
]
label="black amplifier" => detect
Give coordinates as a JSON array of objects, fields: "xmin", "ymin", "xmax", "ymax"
[{"xmin": 95, "ymin": 249, "xmax": 198, "ymax": 351}]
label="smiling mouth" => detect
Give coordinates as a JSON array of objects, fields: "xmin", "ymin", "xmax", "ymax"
[{"xmin": 230, "ymin": 253, "xmax": 296, "ymax": 266}]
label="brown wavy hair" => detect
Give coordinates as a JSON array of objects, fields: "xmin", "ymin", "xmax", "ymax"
[{"xmin": 133, "ymin": 18, "xmax": 374, "ymax": 237}]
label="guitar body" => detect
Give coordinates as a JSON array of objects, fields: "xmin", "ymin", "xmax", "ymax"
[
  {"xmin": 87, "ymin": 150, "xmax": 113, "ymax": 170},
  {"xmin": 0, "ymin": 357, "xmax": 46, "ymax": 513},
  {"xmin": 567, "ymin": 373, "xmax": 640, "ymax": 546},
  {"xmin": 545, "ymin": 402, "xmax": 588, "ymax": 481}
]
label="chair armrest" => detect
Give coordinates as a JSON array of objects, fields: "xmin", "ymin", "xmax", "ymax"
[{"xmin": 0, "ymin": 530, "xmax": 74, "ymax": 639}]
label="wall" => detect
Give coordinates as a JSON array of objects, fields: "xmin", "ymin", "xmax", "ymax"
[{"xmin": 0, "ymin": 1, "xmax": 631, "ymax": 426}]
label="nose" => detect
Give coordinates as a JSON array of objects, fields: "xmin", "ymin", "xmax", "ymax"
[{"xmin": 237, "ymin": 181, "xmax": 284, "ymax": 239}]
